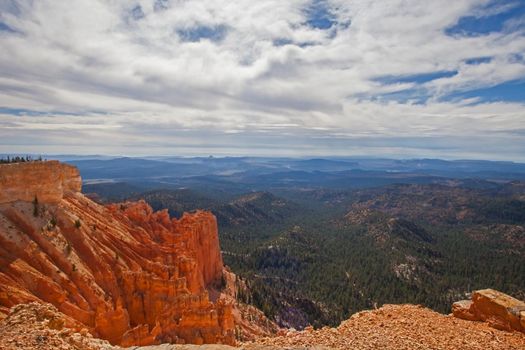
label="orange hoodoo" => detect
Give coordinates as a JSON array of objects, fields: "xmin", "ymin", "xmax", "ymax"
[{"xmin": 0, "ymin": 161, "xmax": 235, "ymax": 346}]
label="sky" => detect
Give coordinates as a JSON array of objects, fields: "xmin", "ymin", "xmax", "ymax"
[{"xmin": 0, "ymin": 0, "xmax": 524, "ymax": 160}]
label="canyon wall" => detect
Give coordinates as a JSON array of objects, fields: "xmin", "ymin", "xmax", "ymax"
[
  {"xmin": 0, "ymin": 161, "xmax": 81, "ymax": 204},
  {"xmin": 0, "ymin": 161, "xmax": 234, "ymax": 346}
]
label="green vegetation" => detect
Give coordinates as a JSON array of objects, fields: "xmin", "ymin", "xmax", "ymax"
[
  {"xmin": 477, "ymin": 199, "xmax": 525, "ymax": 224},
  {"xmin": 32, "ymin": 196, "xmax": 39, "ymax": 217},
  {"xmin": 74, "ymin": 219, "xmax": 82, "ymax": 229},
  {"xmin": 0, "ymin": 155, "xmax": 43, "ymax": 164},
  {"xmin": 217, "ymin": 184, "xmax": 525, "ymax": 328},
  {"xmin": 222, "ymin": 212, "xmax": 525, "ymax": 328},
  {"xmin": 88, "ymin": 181, "xmax": 525, "ymax": 329},
  {"xmin": 65, "ymin": 243, "xmax": 72, "ymax": 255}
]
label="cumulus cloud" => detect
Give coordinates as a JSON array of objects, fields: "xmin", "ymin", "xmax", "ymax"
[{"xmin": 0, "ymin": 0, "xmax": 524, "ymax": 160}]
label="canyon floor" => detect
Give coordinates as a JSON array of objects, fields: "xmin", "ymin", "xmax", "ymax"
[{"xmin": 1, "ymin": 302, "xmax": 524, "ymax": 350}]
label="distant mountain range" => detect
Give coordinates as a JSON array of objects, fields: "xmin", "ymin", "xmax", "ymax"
[{"xmin": 47, "ymin": 156, "xmax": 525, "ymax": 201}]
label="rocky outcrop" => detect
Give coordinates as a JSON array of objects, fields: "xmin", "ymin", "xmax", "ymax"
[
  {"xmin": 453, "ymin": 289, "xmax": 525, "ymax": 333},
  {"xmin": 0, "ymin": 161, "xmax": 81, "ymax": 204},
  {"xmin": 217, "ymin": 269, "xmax": 280, "ymax": 341},
  {"xmin": 0, "ymin": 302, "xmax": 116, "ymax": 350},
  {"xmin": 0, "ymin": 162, "xmax": 234, "ymax": 346},
  {"xmin": 0, "ymin": 302, "xmax": 281, "ymax": 350},
  {"xmin": 247, "ymin": 304, "xmax": 525, "ymax": 350}
]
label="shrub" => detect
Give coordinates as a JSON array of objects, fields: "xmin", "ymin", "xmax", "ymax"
[
  {"xmin": 32, "ymin": 196, "xmax": 39, "ymax": 217},
  {"xmin": 65, "ymin": 243, "xmax": 72, "ymax": 255}
]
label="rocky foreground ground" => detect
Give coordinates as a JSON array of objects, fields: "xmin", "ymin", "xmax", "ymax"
[
  {"xmin": 1, "ymin": 302, "xmax": 525, "ymax": 350},
  {"xmin": 245, "ymin": 304, "xmax": 525, "ymax": 350}
]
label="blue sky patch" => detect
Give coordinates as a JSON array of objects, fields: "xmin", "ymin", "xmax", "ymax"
[
  {"xmin": 509, "ymin": 53, "xmax": 524, "ymax": 63},
  {"xmin": 0, "ymin": 107, "xmax": 34, "ymax": 115},
  {"xmin": 305, "ymin": 0, "xmax": 336, "ymax": 30},
  {"xmin": 355, "ymin": 87, "xmax": 429, "ymax": 105},
  {"xmin": 273, "ymin": 38, "xmax": 294, "ymax": 46},
  {"xmin": 0, "ymin": 107, "xmax": 81, "ymax": 116},
  {"xmin": 178, "ymin": 25, "xmax": 228, "ymax": 42},
  {"xmin": 444, "ymin": 79, "xmax": 525, "ymax": 103},
  {"xmin": 131, "ymin": 5, "xmax": 145, "ymax": 20},
  {"xmin": 154, "ymin": 0, "xmax": 169, "ymax": 11},
  {"xmin": 376, "ymin": 71, "xmax": 458, "ymax": 85},
  {"xmin": 446, "ymin": 0, "xmax": 525, "ymax": 36},
  {"xmin": 465, "ymin": 57, "xmax": 493, "ymax": 65},
  {"xmin": 0, "ymin": 22, "xmax": 15, "ymax": 33}
]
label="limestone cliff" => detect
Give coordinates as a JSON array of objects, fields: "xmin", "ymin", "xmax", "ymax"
[{"xmin": 0, "ymin": 161, "xmax": 234, "ymax": 346}]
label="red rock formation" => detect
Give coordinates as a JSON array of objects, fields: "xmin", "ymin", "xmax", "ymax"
[
  {"xmin": 0, "ymin": 161, "xmax": 234, "ymax": 346},
  {"xmin": 0, "ymin": 302, "xmax": 117, "ymax": 350},
  {"xmin": 218, "ymin": 268, "xmax": 280, "ymax": 341},
  {"xmin": 0, "ymin": 161, "xmax": 81, "ymax": 204},
  {"xmin": 453, "ymin": 289, "xmax": 525, "ymax": 333}
]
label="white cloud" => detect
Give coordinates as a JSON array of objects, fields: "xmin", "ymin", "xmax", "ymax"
[{"xmin": 0, "ymin": 0, "xmax": 524, "ymax": 160}]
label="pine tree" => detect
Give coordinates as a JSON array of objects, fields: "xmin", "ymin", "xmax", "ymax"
[{"xmin": 32, "ymin": 196, "xmax": 39, "ymax": 217}]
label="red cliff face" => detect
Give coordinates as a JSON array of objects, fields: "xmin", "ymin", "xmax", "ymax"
[
  {"xmin": 0, "ymin": 161, "xmax": 81, "ymax": 204},
  {"xmin": 0, "ymin": 162, "xmax": 234, "ymax": 346}
]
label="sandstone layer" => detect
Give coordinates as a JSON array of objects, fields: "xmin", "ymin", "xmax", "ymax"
[
  {"xmin": 0, "ymin": 161, "xmax": 234, "ymax": 346},
  {"xmin": 0, "ymin": 160, "xmax": 81, "ymax": 204},
  {"xmin": 453, "ymin": 289, "xmax": 525, "ymax": 332}
]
